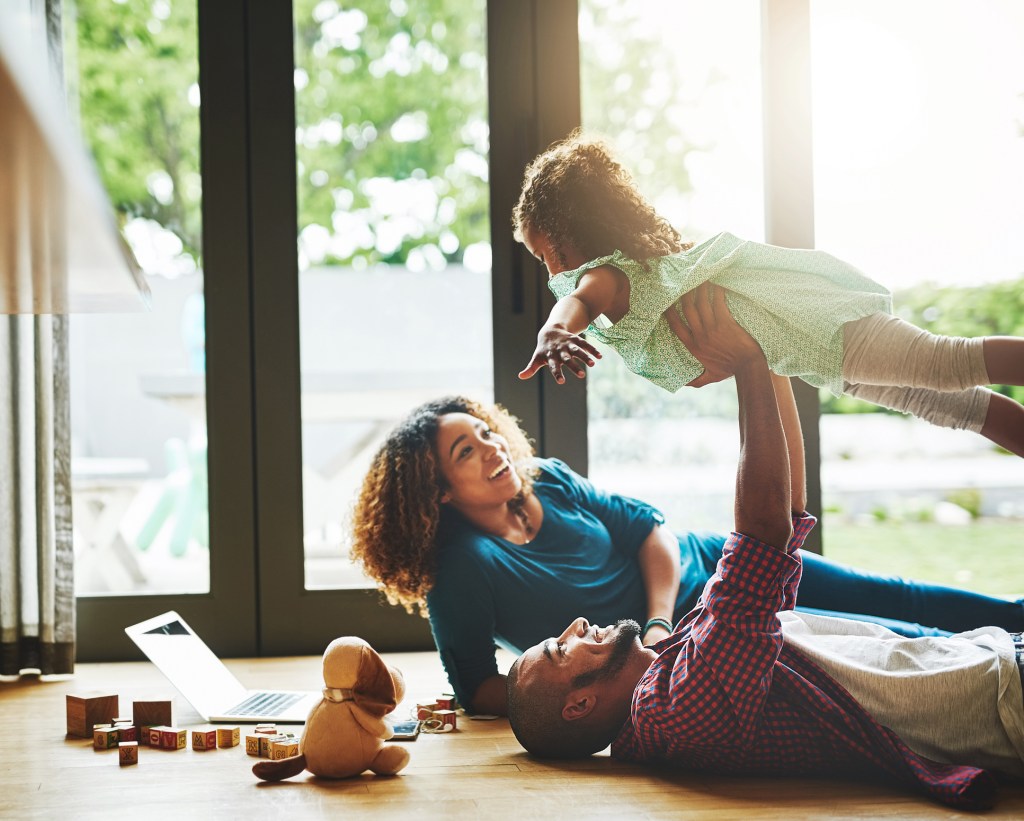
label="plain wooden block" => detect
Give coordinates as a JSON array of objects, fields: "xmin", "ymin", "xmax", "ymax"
[
  {"xmin": 66, "ymin": 693, "xmax": 119, "ymax": 739},
  {"xmin": 132, "ymin": 699, "xmax": 173, "ymax": 732}
]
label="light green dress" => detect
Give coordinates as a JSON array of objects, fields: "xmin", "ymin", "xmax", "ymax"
[{"xmin": 547, "ymin": 232, "xmax": 893, "ymax": 395}]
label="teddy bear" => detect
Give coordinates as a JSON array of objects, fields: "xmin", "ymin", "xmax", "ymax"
[{"xmin": 252, "ymin": 636, "xmax": 411, "ymax": 781}]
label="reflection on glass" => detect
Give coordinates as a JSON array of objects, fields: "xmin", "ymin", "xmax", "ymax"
[
  {"xmin": 580, "ymin": 0, "xmax": 764, "ymax": 535},
  {"xmin": 293, "ymin": 0, "xmax": 492, "ymax": 588},
  {"xmin": 812, "ymin": 0, "xmax": 1024, "ymax": 594},
  {"xmin": 68, "ymin": 0, "xmax": 208, "ymax": 595}
]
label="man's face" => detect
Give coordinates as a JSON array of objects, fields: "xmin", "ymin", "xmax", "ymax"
[{"xmin": 515, "ymin": 617, "xmax": 656, "ymax": 719}]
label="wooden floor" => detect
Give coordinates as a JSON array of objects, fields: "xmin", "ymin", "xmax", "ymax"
[{"xmin": 3, "ymin": 649, "xmax": 1023, "ymax": 820}]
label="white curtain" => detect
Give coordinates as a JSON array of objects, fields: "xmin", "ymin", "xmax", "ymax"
[{"xmin": 0, "ymin": 0, "xmax": 75, "ymax": 677}]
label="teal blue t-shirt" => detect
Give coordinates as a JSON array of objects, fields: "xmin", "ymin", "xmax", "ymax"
[{"xmin": 425, "ymin": 457, "xmax": 725, "ymax": 708}]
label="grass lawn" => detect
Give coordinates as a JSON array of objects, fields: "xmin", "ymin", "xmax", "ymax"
[{"xmin": 822, "ymin": 518, "xmax": 1024, "ymax": 598}]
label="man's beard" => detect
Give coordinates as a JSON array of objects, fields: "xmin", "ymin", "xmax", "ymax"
[{"xmin": 570, "ymin": 619, "xmax": 641, "ymax": 689}]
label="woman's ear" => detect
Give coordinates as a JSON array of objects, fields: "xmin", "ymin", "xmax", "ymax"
[
  {"xmin": 439, "ymin": 491, "xmax": 451, "ymax": 504},
  {"xmin": 562, "ymin": 693, "xmax": 597, "ymax": 722}
]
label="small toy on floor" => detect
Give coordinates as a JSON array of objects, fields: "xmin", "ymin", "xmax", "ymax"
[{"xmin": 252, "ymin": 636, "xmax": 410, "ymax": 781}]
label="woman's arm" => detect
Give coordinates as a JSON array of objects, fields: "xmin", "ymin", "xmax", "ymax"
[
  {"xmin": 637, "ymin": 523, "xmax": 681, "ymax": 645},
  {"xmin": 469, "ymin": 674, "xmax": 508, "ymax": 716}
]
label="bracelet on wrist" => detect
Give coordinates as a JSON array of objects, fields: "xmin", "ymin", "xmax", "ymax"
[{"xmin": 642, "ymin": 617, "xmax": 673, "ymax": 637}]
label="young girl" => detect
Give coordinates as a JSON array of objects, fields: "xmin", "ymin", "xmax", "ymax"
[{"xmin": 513, "ymin": 131, "xmax": 1024, "ymax": 458}]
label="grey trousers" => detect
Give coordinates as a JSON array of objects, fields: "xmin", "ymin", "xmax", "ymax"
[{"xmin": 842, "ymin": 312, "xmax": 992, "ymax": 433}]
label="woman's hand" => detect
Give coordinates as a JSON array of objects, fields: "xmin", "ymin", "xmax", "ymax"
[
  {"xmin": 518, "ymin": 324, "xmax": 603, "ymax": 384},
  {"xmin": 664, "ymin": 283, "xmax": 764, "ymax": 387}
]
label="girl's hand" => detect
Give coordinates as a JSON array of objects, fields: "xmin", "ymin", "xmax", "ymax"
[
  {"xmin": 665, "ymin": 283, "xmax": 764, "ymax": 388},
  {"xmin": 518, "ymin": 326, "xmax": 603, "ymax": 384}
]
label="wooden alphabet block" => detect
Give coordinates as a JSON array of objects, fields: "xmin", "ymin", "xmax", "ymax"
[
  {"xmin": 114, "ymin": 724, "xmax": 137, "ymax": 742},
  {"xmin": 245, "ymin": 734, "xmax": 261, "ymax": 756},
  {"xmin": 160, "ymin": 727, "xmax": 187, "ymax": 750},
  {"xmin": 148, "ymin": 726, "xmax": 165, "ymax": 748},
  {"xmin": 270, "ymin": 739, "xmax": 299, "ymax": 760},
  {"xmin": 93, "ymin": 727, "xmax": 120, "ymax": 750},
  {"xmin": 66, "ymin": 693, "xmax": 119, "ymax": 739},
  {"xmin": 118, "ymin": 741, "xmax": 139, "ymax": 766},
  {"xmin": 216, "ymin": 726, "xmax": 240, "ymax": 748},
  {"xmin": 259, "ymin": 733, "xmax": 291, "ymax": 758},
  {"xmin": 191, "ymin": 728, "xmax": 218, "ymax": 751}
]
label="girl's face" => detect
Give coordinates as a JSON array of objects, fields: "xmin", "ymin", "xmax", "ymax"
[
  {"xmin": 435, "ymin": 412, "xmax": 522, "ymax": 509},
  {"xmin": 522, "ymin": 224, "xmax": 588, "ymax": 277}
]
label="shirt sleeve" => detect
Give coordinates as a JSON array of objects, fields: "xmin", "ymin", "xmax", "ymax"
[
  {"xmin": 541, "ymin": 458, "xmax": 665, "ymax": 558},
  {"xmin": 425, "ymin": 543, "xmax": 500, "ymax": 711},
  {"xmin": 648, "ymin": 513, "xmax": 816, "ymax": 750}
]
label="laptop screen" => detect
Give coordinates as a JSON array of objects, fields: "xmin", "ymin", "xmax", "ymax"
[{"xmin": 125, "ymin": 611, "xmax": 248, "ymax": 717}]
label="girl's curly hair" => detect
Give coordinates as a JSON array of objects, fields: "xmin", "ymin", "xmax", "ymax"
[
  {"xmin": 512, "ymin": 130, "xmax": 690, "ymax": 267},
  {"xmin": 350, "ymin": 395, "xmax": 537, "ymax": 616}
]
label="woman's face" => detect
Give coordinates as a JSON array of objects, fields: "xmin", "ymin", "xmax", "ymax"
[{"xmin": 435, "ymin": 412, "xmax": 522, "ymax": 509}]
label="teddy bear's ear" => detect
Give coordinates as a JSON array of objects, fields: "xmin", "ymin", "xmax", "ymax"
[{"xmin": 352, "ymin": 644, "xmax": 398, "ymax": 718}]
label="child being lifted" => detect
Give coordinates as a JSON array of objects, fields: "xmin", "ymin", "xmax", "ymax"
[{"xmin": 514, "ymin": 131, "xmax": 1024, "ymax": 458}]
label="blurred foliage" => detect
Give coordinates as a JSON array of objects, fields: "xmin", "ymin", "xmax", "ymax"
[
  {"xmin": 72, "ymin": 0, "xmax": 202, "ymax": 258},
  {"xmin": 293, "ymin": 0, "xmax": 488, "ymax": 268}
]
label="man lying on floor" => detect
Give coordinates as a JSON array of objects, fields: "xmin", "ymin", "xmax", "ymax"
[{"xmin": 505, "ymin": 289, "xmax": 1024, "ymax": 811}]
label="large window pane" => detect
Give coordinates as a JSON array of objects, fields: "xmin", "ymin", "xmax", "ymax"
[
  {"xmin": 580, "ymin": 0, "xmax": 764, "ymax": 534},
  {"xmin": 811, "ymin": 0, "xmax": 1024, "ymax": 593},
  {"xmin": 68, "ymin": 0, "xmax": 208, "ymax": 595},
  {"xmin": 294, "ymin": 0, "xmax": 492, "ymax": 588}
]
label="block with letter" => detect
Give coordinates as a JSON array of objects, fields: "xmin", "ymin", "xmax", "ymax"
[
  {"xmin": 118, "ymin": 741, "xmax": 139, "ymax": 766},
  {"xmin": 66, "ymin": 693, "xmax": 119, "ymax": 739},
  {"xmin": 93, "ymin": 727, "xmax": 120, "ymax": 750},
  {"xmin": 191, "ymin": 727, "xmax": 218, "ymax": 751},
  {"xmin": 216, "ymin": 726, "xmax": 240, "ymax": 748},
  {"xmin": 245, "ymin": 734, "xmax": 261, "ymax": 757},
  {"xmin": 271, "ymin": 738, "xmax": 299, "ymax": 760}
]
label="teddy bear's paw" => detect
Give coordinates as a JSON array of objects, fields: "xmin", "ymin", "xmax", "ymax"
[
  {"xmin": 253, "ymin": 754, "xmax": 308, "ymax": 781},
  {"xmin": 368, "ymin": 743, "xmax": 410, "ymax": 775}
]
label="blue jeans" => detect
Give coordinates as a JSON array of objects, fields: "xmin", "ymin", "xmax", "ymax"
[{"xmin": 677, "ymin": 533, "xmax": 1024, "ymax": 638}]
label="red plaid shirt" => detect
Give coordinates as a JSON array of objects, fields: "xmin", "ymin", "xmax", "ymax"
[{"xmin": 611, "ymin": 513, "xmax": 997, "ymax": 810}]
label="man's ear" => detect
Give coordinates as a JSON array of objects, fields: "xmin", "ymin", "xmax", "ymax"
[{"xmin": 562, "ymin": 691, "xmax": 597, "ymax": 722}]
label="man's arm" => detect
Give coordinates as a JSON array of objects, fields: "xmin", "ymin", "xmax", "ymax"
[
  {"xmin": 670, "ymin": 284, "xmax": 792, "ymax": 548},
  {"xmin": 770, "ymin": 373, "xmax": 807, "ymax": 515}
]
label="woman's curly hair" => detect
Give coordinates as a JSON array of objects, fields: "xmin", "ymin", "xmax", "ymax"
[
  {"xmin": 350, "ymin": 395, "xmax": 537, "ymax": 616},
  {"xmin": 512, "ymin": 130, "xmax": 690, "ymax": 267}
]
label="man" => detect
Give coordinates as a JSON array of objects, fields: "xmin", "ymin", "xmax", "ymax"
[{"xmin": 506, "ymin": 286, "xmax": 1024, "ymax": 810}]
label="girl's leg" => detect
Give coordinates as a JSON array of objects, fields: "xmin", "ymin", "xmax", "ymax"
[
  {"xmin": 983, "ymin": 337, "xmax": 1024, "ymax": 386},
  {"xmin": 796, "ymin": 548, "xmax": 1024, "ymax": 635},
  {"xmin": 843, "ymin": 312, "xmax": 991, "ymax": 392},
  {"xmin": 980, "ymin": 390, "xmax": 1024, "ymax": 458}
]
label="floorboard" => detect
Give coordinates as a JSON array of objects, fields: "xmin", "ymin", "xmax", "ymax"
[{"xmin": 3, "ymin": 649, "xmax": 1022, "ymax": 819}]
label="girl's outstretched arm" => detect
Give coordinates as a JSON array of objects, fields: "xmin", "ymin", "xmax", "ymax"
[{"xmin": 518, "ymin": 265, "xmax": 623, "ymax": 383}]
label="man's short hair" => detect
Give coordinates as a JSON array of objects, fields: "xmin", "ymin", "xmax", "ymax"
[{"xmin": 505, "ymin": 657, "xmax": 619, "ymax": 758}]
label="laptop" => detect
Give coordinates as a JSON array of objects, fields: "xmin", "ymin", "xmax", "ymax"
[{"xmin": 125, "ymin": 610, "xmax": 319, "ymax": 723}]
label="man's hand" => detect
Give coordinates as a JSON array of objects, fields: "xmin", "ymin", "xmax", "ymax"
[
  {"xmin": 664, "ymin": 284, "xmax": 763, "ymax": 387},
  {"xmin": 518, "ymin": 325, "xmax": 603, "ymax": 384}
]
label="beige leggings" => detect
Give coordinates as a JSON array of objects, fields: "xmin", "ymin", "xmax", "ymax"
[{"xmin": 841, "ymin": 312, "xmax": 993, "ymax": 433}]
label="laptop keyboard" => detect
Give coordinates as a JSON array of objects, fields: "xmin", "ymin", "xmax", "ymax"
[{"xmin": 228, "ymin": 691, "xmax": 304, "ymax": 717}]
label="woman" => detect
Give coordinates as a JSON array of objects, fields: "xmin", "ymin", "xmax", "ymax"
[{"xmin": 350, "ymin": 392, "xmax": 1024, "ymax": 717}]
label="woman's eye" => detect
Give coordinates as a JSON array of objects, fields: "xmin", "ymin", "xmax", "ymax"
[
  {"xmin": 481, "ymin": 428, "xmax": 492, "ymax": 439},
  {"xmin": 459, "ymin": 445, "xmax": 472, "ymax": 460}
]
